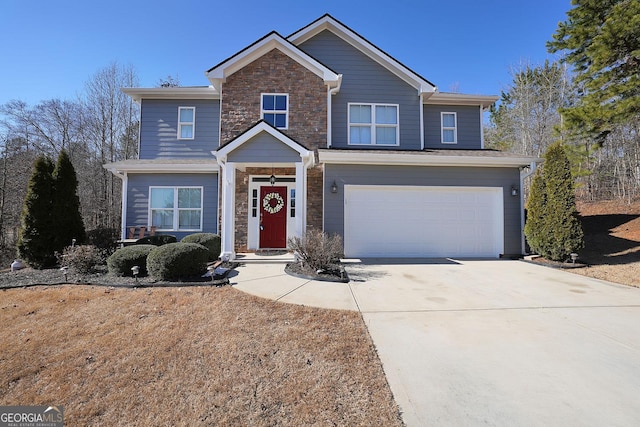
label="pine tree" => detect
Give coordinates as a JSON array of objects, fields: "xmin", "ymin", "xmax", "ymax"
[
  {"xmin": 548, "ymin": 0, "xmax": 640, "ymax": 142},
  {"xmin": 525, "ymin": 142, "xmax": 584, "ymax": 261},
  {"xmin": 52, "ymin": 149, "xmax": 86, "ymax": 252},
  {"xmin": 17, "ymin": 155, "xmax": 56, "ymax": 268}
]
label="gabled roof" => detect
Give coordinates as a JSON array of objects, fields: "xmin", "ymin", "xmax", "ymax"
[
  {"xmin": 288, "ymin": 14, "xmax": 437, "ymax": 95},
  {"xmin": 205, "ymin": 32, "xmax": 342, "ymax": 93},
  {"xmin": 214, "ymin": 121, "xmax": 313, "ymax": 164}
]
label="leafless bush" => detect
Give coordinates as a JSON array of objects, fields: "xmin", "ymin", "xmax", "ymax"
[
  {"xmin": 288, "ymin": 230, "xmax": 343, "ymax": 272},
  {"xmin": 58, "ymin": 244, "xmax": 103, "ymax": 274}
]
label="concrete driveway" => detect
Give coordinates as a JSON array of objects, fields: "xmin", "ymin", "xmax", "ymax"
[
  {"xmin": 347, "ymin": 259, "xmax": 640, "ymax": 427},
  {"xmin": 234, "ymin": 259, "xmax": 640, "ymax": 426}
]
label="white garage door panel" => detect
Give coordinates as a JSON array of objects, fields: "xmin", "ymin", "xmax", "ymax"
[{"xmin": 344, "ymin": 186, "xmax": 503, "ymax": 258}]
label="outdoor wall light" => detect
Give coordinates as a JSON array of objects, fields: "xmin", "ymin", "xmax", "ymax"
[
  {"xmin": 511, "ymin": 186, "xmax": 519, "ymax": 197},
  {"xmin": 270, "ymin": 174, "xmax": 276, "ymax": 185},
  {"xmin": 331, "ymin": 181, "xmax": 338, "ymax": 193}
]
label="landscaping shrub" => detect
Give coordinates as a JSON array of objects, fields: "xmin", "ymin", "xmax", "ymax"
[
  {"xmin": 52, "ymin": 149, "xmax": 86, "ymax": 251},
  {"xmin": 288, "ymin": 230, "xmax": 344, "ymax": 273},
  {"xmin": 525, "ymin": 142, "xmax": 584, "ymax": 261},
  {"xmin": 87, "ymin": 227, "xmax": 120, "ymax": 254},
  {"xmin": 147, "ymin": 242, "xmax": 209, "ymax": 280},
  {"xmin": 107, "ymin": 244, "xmax": 155, "ymax": 277},
  {"xmin": 58, "ymin": 245, "xmax": 103, "ymax": 274},
  {"xmin": 136, "ymin": 234, "xmax": 177, "ymax": 246},
  {"xmin": 180, "ymin": 233, "xmax": 221, "ymax": 261},
  {"xmin": 17, "ymin": 155, "xmax": 57, "ymax": 268}
]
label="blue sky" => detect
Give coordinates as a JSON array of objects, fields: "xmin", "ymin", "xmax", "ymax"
[{"xmin": 1, "ymin": 0, "xmax": 572, "ymax": 106}]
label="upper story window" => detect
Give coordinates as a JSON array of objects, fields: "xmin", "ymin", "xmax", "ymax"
[
  {"xmin": 178, "ymin": 107, "xmax": 195, "ymax": 140},
  {"xmin": 348, "ymin": 103, "xmax": 399, "ymax": 146},
  {"xmin": 149, "ymin": 186, "xmax": 203, "ymax": 231},
  {"xmin": 262, "ymin": 94, "xmax": 288, "ymax": 129},
  {"xmin": 441, "ymin": 112, "xmax": 457, "ymax": 144}
]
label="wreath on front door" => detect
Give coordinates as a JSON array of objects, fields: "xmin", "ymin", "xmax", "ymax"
[{"xmin": 262, "ymin": 192, "xmax": 285, "ymax": 214}]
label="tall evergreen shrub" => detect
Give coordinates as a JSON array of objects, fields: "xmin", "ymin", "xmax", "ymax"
[
  {"xmin": 52, "ymin": 149, "xmax": 86, "ymax": 251},
  {"xmin": 17, "ymin": 155, "xmax": 57, "ymax": 268},
  {"xmin": 524, "ymin": 142, "xmax": 584, "ymax": 261}
]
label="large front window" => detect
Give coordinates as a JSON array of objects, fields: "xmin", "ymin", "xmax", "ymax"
[
  {"xmin": 262, "ymin": 94, "xmax": 288, "ymax": 129},
  {"xmin": 149, "ymin": 187, "xmax": 202, "ymax": 231},
  {"xmin": 348, "ymin": 103, "xmax": 399, "ymax": 145}
]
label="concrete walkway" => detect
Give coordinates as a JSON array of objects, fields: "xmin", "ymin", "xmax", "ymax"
[{"xmin": 232, "ymin": 259, "xmax": 640, "ymax": 426}]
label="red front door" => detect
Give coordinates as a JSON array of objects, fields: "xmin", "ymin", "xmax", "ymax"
[{"xmin": 260, "ymin": 186, "xmax": 287, "ymax": 248}]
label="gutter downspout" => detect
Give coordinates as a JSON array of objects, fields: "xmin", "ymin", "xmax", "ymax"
[
  {"xmin": 480, "ymin": 105, "xmax": 485, "ymax": 149},
  {"xmin": 520, "ymin": 161, "xmax": 538, "ymax": 255},
  {"xmin": 419, "ymin": 93, "xmax": 425, "ymax": 150},
  {"xmin": 327, "ymin": 75, "xmax": 342, "ymax": 148}
]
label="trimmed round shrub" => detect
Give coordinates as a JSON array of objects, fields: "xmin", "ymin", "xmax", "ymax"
[
  {"xmin": 147, "ymin": 242, "xmax": 209, "ymax": 281},
  {"xmin": 136, "ymin": 234, "xmax": 177, "ymax": 246},
  {"xmin": 180, "ymin": 233, "xmax": 221, "ymax": 261},
  {"xmin": 107, "ymin": 244, "xmax": 155, "ymax": 277}
]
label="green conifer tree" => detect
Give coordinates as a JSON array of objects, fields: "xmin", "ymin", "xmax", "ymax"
[
  {"xmin": 525, "ymin": 142, "xmax": 584, "ymax": 261},
  {"xmin": 17, "ymin": 155, "xmax": 56, "ymax": 268},
  {"xmin": 548, "ymin": 0, "xmax": 640, "ymax": 142},
  {"xmin": 52, "ymin": 149, "xmax": 86, "ymax": 252}
]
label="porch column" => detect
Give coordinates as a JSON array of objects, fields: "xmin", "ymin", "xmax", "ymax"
[
  {"xmin": 295, "ymin": 161, "xmax": 307, "ymax": 238},
  {"xmin": 120, "ymin": 172, "xmax": 128, "ymax": 240},
  {"xmin": 220, "ymin": 162, "xmax": 236, "ymax": 260}
]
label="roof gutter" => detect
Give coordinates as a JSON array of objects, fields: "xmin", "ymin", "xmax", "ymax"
[{"xmin": 318, "ymin": 150, "xmax": 540, "ymax": 168}]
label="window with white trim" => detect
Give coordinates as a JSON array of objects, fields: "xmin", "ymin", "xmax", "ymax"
[
  {"xmin": 441, "ymin": 112, "xmax": 457, "ymax": 144},
  {"xmin": 149, "ymin": 186, "xmax": 203, "ymax": 231},
  {"xmin": 178, "ymin": 107, "xmax": 195, "ymax": 139},
  {"xmin": 348, "ymin": 103, "xmax": 399, "ymax": 145},
  {"xmin": 261, "ymin": 94, "xmax": 288, "ymax": 129}
]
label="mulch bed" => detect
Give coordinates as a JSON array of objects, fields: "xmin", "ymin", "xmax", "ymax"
[
  {"xmin": 0, "ymin": 262, "xmax": 238, "ymax": 290},
  {"xmin": 284, "ymin": 262, "xmax": 349, "ymax": 283}
]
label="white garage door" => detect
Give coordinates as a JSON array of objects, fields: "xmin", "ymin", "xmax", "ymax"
[{"xmin": 344, "ymin": 185, "xmax": 504, "ymax": 258}]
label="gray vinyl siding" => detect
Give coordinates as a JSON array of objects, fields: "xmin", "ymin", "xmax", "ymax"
[
  {"xmin": 126, "ymin": 173, "xmax": 218, "ymax": 240},
  {"xmin": 139, "ymin": 99, "xmax": 220, "ymax": 159},
  {"xmin": 324, "ymin": 164, "xmax": 522, "ymax": 255},
  {"xmin": 226, "ymin": 132, "xmax": 301, "ymax": 163},
  {"xmin": 299, "ymin": 30, "xmax": 421, "ymax": 150},
  {"xmin": 423, "ymin": 105, "xmax": 482, "ymax": 149}
]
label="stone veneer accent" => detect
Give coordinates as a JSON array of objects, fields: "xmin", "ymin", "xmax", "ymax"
[
  {"xmin": 219, "ymin": 48, "xmax": 328, "ymax": 252},
  {"xmin": 232, "ymin": 167, "xmax": 323, "ymax": 252},
  {"xmin": 220, "ymin": 48, "xmax": 328, "ymax": 150}
]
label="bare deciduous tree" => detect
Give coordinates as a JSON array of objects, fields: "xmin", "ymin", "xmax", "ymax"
[
  {"xmin": 0, "ymin": 62, "xmax": 140, "ymax": 263},
  {"xmin": 486, "ymin": 60, "xmax": 572, "ymax": 157},
  {"xmin": 81, "ymin": 62, "xmax": 139, "ymax": 229}
]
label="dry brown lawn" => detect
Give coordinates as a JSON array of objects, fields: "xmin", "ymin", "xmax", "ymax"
[
  {"xmin": 573, "ymin": 200, "xmax": 640, "ymax": 288},
  {"xmin": 0, "ymin": 285, "xmax": 402, "ymax": 426}
]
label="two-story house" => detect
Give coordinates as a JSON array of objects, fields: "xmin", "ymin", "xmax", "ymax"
[{"xmin": 104, "ymin": 14, "xmax": 538, "ymax": 260}]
